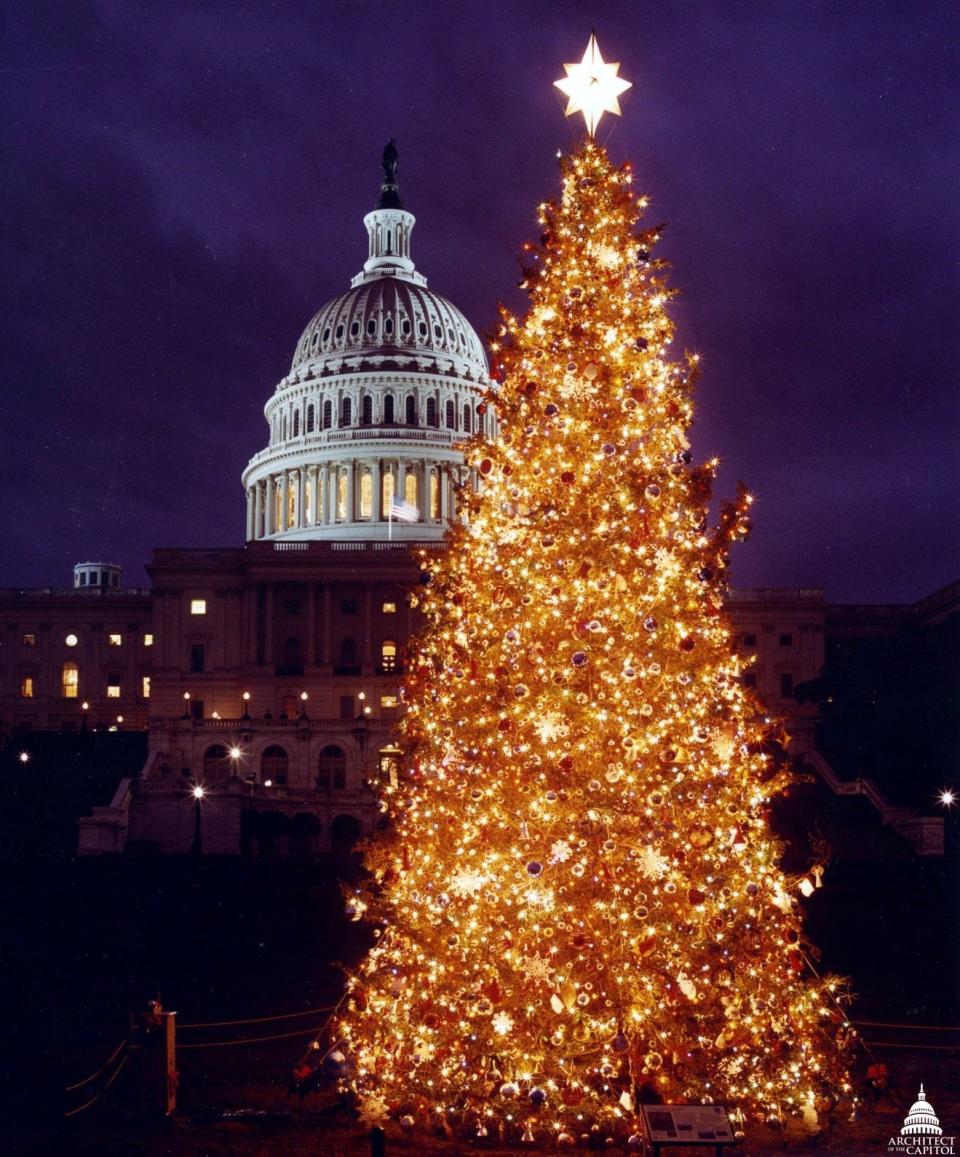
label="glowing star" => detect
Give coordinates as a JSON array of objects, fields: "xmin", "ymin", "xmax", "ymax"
[
  {"xmin": 554, "ymin": 33, "xmax": 632, "ymax": 138},
  {"xmin": 550, "ymin": 839, "xmax": 573, "ymax": 863},
  {"xmin": 450, "ymin": 870, "xmax": 487, "ymax": 897}
]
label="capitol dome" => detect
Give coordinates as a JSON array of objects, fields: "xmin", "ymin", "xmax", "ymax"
[
  {"xmin": 242, "ymin": 141, "xmax": 493, "ymax": 543},
  {"xmin": 901, "ymin": 1085, "xmax": 942, "ymax": 1136}
]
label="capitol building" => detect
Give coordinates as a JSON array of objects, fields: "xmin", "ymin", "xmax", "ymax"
[{"xmin": 0, "ymin": 144, "xmax": 951, "ymax": 858}]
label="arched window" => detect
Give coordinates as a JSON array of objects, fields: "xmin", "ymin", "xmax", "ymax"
[
  {"xmin": 336, "ymin": 470, "xmax": 348, "ymax": 520},
  {"xmin": 293, "ymin": 410, "xmax": 300, "ymax": 437},
  {"xmin": 61, "ymin": 661, "xmax": 78, "ymax": 699},
  {"xmin": 404, "ymin": 473, "xmax": 418, "ymax": 509},
  {"xmin": 318, "ymin": 745, "xmax": 347, "ymax": 791},
  {"xmin": 367, "ymin": 318, "xmax": 377, "ymax": 336},
  {"xmin": 322, "ymin": 400, "xmax": 332, "ymax": 429},
  {"xmin": 384, "ymin": 316, "xmax": 394, "ymax": 336},
  {"xmin": 306, "ymin": 404, "xmax": 315, "ymax": 433},
  {"xmin": 341, "ymin": 397, "xmax": 352, "ymax": 427},
  {"xmin": 361, "ymin": 394, "xmax": 373, "ymax": 425},
  {"xmin": 380, "ymin": 640, "xmax": 397, "ymax": 673},
  {"xmin": 261, "ymin": 745, "xmax": 288, "ymax": 786},
  {"xmin": 426, "ymin": 398, "xmax": 438, "ymax": 427},
  {"xmin": 430, "ymin": 470, "xmax": 441, "ymax": 518},
  {"xmin": 202, "ymin": 745, "xmax": 231, "ymax": 781},
  {"xmin": 382, "ymin": 471, "xmax": 395, "ymax": 513},
  {"xmin": 383, "ymin": 394, "xmax": 395, "ymax": 423},
  {"xmin": 359, "ymin": 472, "xmax": 373, "ymax": 519},
  {"xmin": 405, "ymin": 395, "xmax": 416, "ymax": 425},
  {"xmin": 463, "ymin": 404, "xmax": 471, "ymax": 432},
  {"xmin": 445, "ymin": 399, "xmax": 455, "ymax": 429}
]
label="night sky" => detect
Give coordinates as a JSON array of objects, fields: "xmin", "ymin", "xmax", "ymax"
[{"xmin": 2, "ymin": 1, "xmax": 957, "ymax": 602}]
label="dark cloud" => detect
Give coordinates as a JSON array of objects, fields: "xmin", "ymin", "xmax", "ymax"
[{"xmin": 1, "ymin": 0, "xmax": 957, "ymax": 600}]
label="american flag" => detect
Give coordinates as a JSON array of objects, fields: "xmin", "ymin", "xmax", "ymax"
[{"xmin": 389, "ymin": 497, "xmax": 419, "ymax": 523}]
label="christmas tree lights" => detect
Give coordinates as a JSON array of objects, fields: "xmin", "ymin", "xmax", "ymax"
[{"xmin": 336, "ymin": 138, "xmax": 853, "ymax": 1145}]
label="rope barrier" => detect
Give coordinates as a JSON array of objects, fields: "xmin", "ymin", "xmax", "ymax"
[
  {"xmin": 863, "ymin": 1040, "xmax": 960, "ymax": 1052},
  {"xmin": 64, "ymin": 1055, "xmax": 128, "ymax": 1118},
  {"xmin": 853, "ymin": 1019, "xmax": 960, "ymax": 1033},
  {"xmin": 65, "ymin": 1040, "xmax": 126, "ymax": 1092},
  {"xmin": 179, "ymin": 1003, "xmax": 338, "ymax": 1030},
  {"xmin": 178, "ymin": 1024, "xmax": 327, "ymax": 1049}
]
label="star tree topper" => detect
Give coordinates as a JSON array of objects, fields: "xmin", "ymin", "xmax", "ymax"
[{"xmin": 554, "ymin": 32, "xmax": 632, "ymax": 138}]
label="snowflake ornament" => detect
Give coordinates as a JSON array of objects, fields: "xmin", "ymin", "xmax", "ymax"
[
  {"xmin": 450, "ymin": 870, "xmax": 486, "ymax": 897},
  {"xmin": 518, "ymin": 954, "xmax": 554, "ymax": 984},
  {"xmin": 550, "ymin": 839, "xmax": 573, "ymax": 863},
  {"xmin": 639, "ymin": 846, "xmax": 669, "ymax": 879},
  {"xmin": 359, "ymin": 1094, "xmax": 389, "ymax": 1127},
  {"xmin": 492, "ymin": 1011, "xmax": 514, "ymax": 1036},
  {"xmin": 537, "ymin": 713, "xmax": 569, "ymax": 744}
]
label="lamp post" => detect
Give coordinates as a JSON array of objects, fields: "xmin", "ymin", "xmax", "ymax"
[
  {"xmin": 190, "ymin": 784, "xmax": 205, "ymax": 855},
  {"xmin": 81, "ymin": 700, "xmax": 90, "ymax": 733},
  {"xmin": 299, "ymin": 691, "xmax": 309, "ymax": 719},
  {"xmin": 182, "ymin": 692, "xmax": 191, "ymax": 720},
  {"xmin": 242, "ymin": 691, "xmax": 251, "ymax": 720}
]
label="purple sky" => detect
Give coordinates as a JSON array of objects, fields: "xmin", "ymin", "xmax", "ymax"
[{"xmin": 2, "ymin": 1, "xmax": 957, "ymax": 602}]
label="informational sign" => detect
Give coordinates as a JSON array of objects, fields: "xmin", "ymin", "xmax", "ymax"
[{"xmin": 640, "ymin": 1104, "xmax": 736, "ymax": 1150}]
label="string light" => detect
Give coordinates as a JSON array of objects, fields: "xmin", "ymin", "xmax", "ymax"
[{"xmin": 336, "ymin": 140, "xmax": 852, "ymax": 1144}]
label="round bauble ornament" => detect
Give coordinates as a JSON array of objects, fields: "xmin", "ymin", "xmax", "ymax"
[
  {"xmin": 529, "ymin": 1087, "xmax": 547, "ymax": 1107},
  {"xmin": 688, "ymin": 888, "xmax": 707, "ymax": 907},
  {"xmin": 645, "ymin": 483, "xmax": 661, "ymax": 500},
  {"xmin": 643, "ymin": 616, "xmax": 658, "ymax": 633},
  {"xmin": 602, "ymin": 442, "xmax": 617, "ymax": 457},
  {"xmin": 584, "ymin": 363, "xmax": 599, "ymax": 381},
  {"xmin": 612, "ymin": 1028, "xmax": 629, "ymax": 1052},
  {"xmin": 500, "ymin": 1081, "xmax": 519, "ymax": 1098},
  {"xmin": 560, "ymin": 470, "xmax": 575, "ymax": 485},
  {"xmin": 623, "ymin": 666, "xmax": 637, "ymax": 680},
  {"xmin": 400, "ymin": 1115, "xmax": 416, "ymax": 1131},
  {"xmin": 514, "ymin": 684, "xmax": 528, "ymax": 698},
  {"xmin": 418, "ymin": 571, "xmax": 432, "ymax": 585},
  {"xmin": 571, "ymin": 651, "xmax": 588, "ymax": 668},
  {"xmin": 527, "ymin": 861, "xmax": 543, "ymax": 876},
  {"xmin": 635, "ymin": 337, "xmax": 649, "ymax": 351},
  {"xmin": 544, "ymin": 403, "xmax": 559, "ymax": 417},
  {"xmin": 479, "ymin": 458, "xmax": 493, "ymax": 475},
  {"xmin": 644, "ymin": 1052, "xmax": 664, "ymax": 1071},
  {"xmin": 679, "ymin": 635, "xmax": 695, "ymax": 652}
]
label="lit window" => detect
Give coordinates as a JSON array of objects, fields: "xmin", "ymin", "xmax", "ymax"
[
  {"xmin": 380, "ymin": 695, "xmax": 398, "ymax": 708},
  {"xmin": 65, "ymin": 633, "xmax": 78, "ymax": 648},
  {"xmin": 62, "ymin": 662, "xmax": 79, "ymax": 699},
  {"xmin": 108, "ymin": 634, "xmax": 122, "ymax": 646},
  {"xmin": 359, "ymin": 472, "xmax": 373, "ymax": 518},
  {"xmin": 144, "ymin": 634, "xmax": 154, "ymax": 647},
  {"xmin": 382, "ymin": 601, "xmax": 397, "ymax": 614},
  {"xmin": 380, "ymin": 640, "xmax": 397, "ymax": 673},
  {"xmin": 142, "ymin": 676, "xmax": 151, "ymax": 699},
  {"xmin": 107, "ymin": 681, "xmax": 121, "ymax": 699},
  {"xmin": 20, "ymin": 676, "xmax": 34, "ymax": 698},
  {"xmin": 190, "ymin": 600, "xmax": 207, "ymax": 616},
  {"xmin": 22, "ymin": 634, "xmax": 36, "ymax": 647}
]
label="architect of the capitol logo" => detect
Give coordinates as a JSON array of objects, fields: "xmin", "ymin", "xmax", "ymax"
[{"xmin": 888, "ymin": 1085, "xmax": 955, "ymax": 1156}]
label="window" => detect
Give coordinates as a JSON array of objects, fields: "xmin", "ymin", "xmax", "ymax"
[
  {"xmin": 405, "ymin": 394, "xmax": 416, "ymax": 425},
  {"xmin": 190, "ymin": 599, "xmax": 207, "ymax": 616},
  {"xmin": 463, "ymin": 405, "xmax": 471, "ymax": 432},
  {"xmin": 445, "ymin": 399, "xmax": 455, "ymax": 429},
  {"xmin": 359, "ymin": 472, "xmax": 373, "ymax": 518},
  {"xmin": 306, "ymin": 404, "xmax": 315, "ymax": 433},
  {"xmin": 418, "ymin": 321, "xmax": 427, "ymax": 337},
  {"xmin": 65, "ymin": 633, "xmax": 78, "ymax": 648},
  {"xmin": 190, "ymin": 699, "xmax": 204, "ymax": 721},
  {"xmin": 22, "ymin": 634, "xmax": 36, "ymax": 647},
  {"xmin": 339, "ymin": 637, "xmax": 357, "ymax": 665},
  {"xmin": 779, "ymin": 633, "xmax": 793, "ymax": 647},
  {"xmin": 382, "ymin": 601, "xmax": 397, "ymax": 614},
  {"xmin": 340, "ymin": 397, "xmax": 351, "ymax": 426},
  {"xmin": 378, "ymin": 745, "xmax": 401, "ymax": 787},
  {"xmin": 322, "ymin": 400, "xmax": 332, "ymax": 429},
  {"xmin": 404, "ymin": 473, "xmax": 418, "ymax": 509},
  {"xmin": 282, "ymin": 415, "xmax": 287, "ymax": 440},
  {"xmin": 430, "ymin": 471, "xmax": 441, "ymax": 518},
  {"xmin": 401, "ymin": 318, "xmax": 411, "ymax": 336},
  {"xmin": 282, "ymin": 598, "xmax": 301, "ymax": 615},
  {"xmin": 742, "ymin": 633, "xmax": 756, "ymax": 648},
  {"xmin": 380, "ymin": 695, "xmax": 398, "ymax": 709},
  {"xmin": 144, "ymin": 634, "xmax": 154, "ymax": 647},
  {"xmin": 339, "ymin": 695, "xmax": 354, "ymax": 720},
  {"xmin": 780, "ymin": 673, "xmax": 794, "ymax": 698},
  {"xmin": 20, "ymin": 675, "xmax": 34, "ymax": 698},
  {"xmin": 367, "ymin": 318, "xmax": 377, "ymax": 336},
  {"xmin": 190, "ymin": 643, "xmax": 205, "ymax": 673},
  {"xmin": 202, "ymin": 745, "xmax": 231, "ymax": 781},
  {"xmin": 62, "ymin": 662, "xmax": 79, "ymax": 699},
  {"xmin": 380, "ymin": 640, "xmax": 397, "ymax": 673},
  {"xmin": 281, "ymin": 694, "xmax": 299, "ymax": 719},
  {"xmin": 383, "ymin": 395, "xmax": 395, "ymax": 423},
  {"xmin": 293, "ymin": 410, "xmax": 300, "ymax": 437},
  {"xmin": 318, "ymin": 745, "xmax": 347, "ymax": 790},
  {"xmin": 426, "ymin": 397, "xmax": 438, "ymax": 427},
  {"xmin": 384, "ymin": 316, "xmax": 393, "ymax": 336},
  {"xmin": 107, "ymin": 680, "xmax": 121, "ymax": 699},
  {"xmin": 78, "ymin": 572, "xmax": 87, "ymax": 587},
  {"xmin": 108, "ymin": 633, "xmax": 122, "ymax": 647},
  {"xmin": 337, "ymin": 471, "xmax": 347, "ymax": 520},
  {"xmin": 350, "ymin": 320, "xmax": 360, "ymax": 337},
  {"xmin": 743, "ymin": 673, "xmax": 757, "ymax": 688},
  {"xmin": 340, "ymin": 599, "xmax": 357, "ymax": 614},
  {"xmin": 261, "ymin": 745, "xmax": 289, "ymax": 786},
  {"xmin": 142, "ymin": 676, "xmax": 151, "ymax": 699},
  {"xmin": 361, "ymin": 395, "xmax": 373, "ymax": 425}
]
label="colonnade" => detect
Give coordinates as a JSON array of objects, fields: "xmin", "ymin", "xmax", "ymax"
[{"xmin": 246, "ymin": 458, "xmax": 469, "ymax": 540}]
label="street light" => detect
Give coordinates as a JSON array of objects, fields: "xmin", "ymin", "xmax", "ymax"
[
  {"xmin": 190, "ymin": 783, "xmax": 205, "ymax": 855},
  {"xmin": 182, "ymin": 692, "xmax": 191, "ymax": 720},
  {"xmin": 300, "ymin": 691, "xmax": 309, "ymax": 719},
  {"xmin": 81, "ymin": 701, "xmax": 90, "ymax": 732},
  {"xmin": 18, "ymin": 751, "xmax": 30, "ymax": 765},
  {"xmin": 242, "ymin": 691, "xmax": 251, "ymax": 720}
]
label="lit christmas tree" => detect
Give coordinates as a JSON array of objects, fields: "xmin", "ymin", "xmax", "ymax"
[{"xmin": 337, "ymin": 36, "xmax": 853, "ymax": 1147}]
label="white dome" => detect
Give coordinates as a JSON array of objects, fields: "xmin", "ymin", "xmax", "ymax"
[{"xmin": 292, "ymin": 278, "xmax": 488, "ymax": 379}]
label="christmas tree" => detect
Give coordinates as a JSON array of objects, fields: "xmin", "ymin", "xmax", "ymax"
[{"xmin": 337, "ymin": 42, "xmax": 852, "ymax": 1147}]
